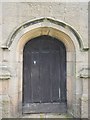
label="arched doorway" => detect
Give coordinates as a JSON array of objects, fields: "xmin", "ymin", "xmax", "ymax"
[
  {"xmin": 2, "ymin": 17, "xmax": 87, "ymax": 117},
  {"xmin": 23, "ymin": 35, "xmax": 67, "ymax": 113}
]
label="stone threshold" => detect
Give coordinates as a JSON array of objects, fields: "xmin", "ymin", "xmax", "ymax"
[{"xmin": 21, "ymin": 113, "xmax": 73, "ymax": 118}]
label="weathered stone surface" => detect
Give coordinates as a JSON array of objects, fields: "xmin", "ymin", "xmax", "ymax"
[
  {"xmin": 79, "ymin": 67, "xmax": 90, "ymax": 78},
  {"xmin": 2, "ymin": 2, "xmax": 88, "ymax": 47},
  {"xmin": 0, "ymin": 65, "xmax": 11, "ymax": 80},
  {"xmin": 0, "ymin": 2, "xmax": 89, "ymax": 118},
  {"xmin": 0, "ymin": 94, "xmax": 10, "ymax": 118},
  {"xmin": 81, "ymin": 96, "xmax": 88, "ymax": 118},
  {"xmin": 22, "ymin": 113, "xmax": 73, "ymax": 118}
]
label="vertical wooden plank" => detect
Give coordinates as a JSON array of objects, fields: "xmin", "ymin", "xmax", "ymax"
[
  {"xmin": 60, "ymin": 46, "xmax": 66, "ymax": 102},
  {"xmin": 31, "ymin": 52, "xmax": 41, "ymax": 103},
  {"xmin": 23, "ymin": 35, "xmax": 67, "ymax": 113},
  {"xmin": 40, "ymin": 52, "xmax": 51, "ymax": 103},
  {"xmin": 23, "ymin": 51, "xmax": 32, "ymax": 104},
  {"xmin": 50, "ymin": 51, "xmax": 60, "ymax": 102}
]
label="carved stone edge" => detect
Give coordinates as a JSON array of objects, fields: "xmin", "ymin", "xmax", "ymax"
[
  {"xmin": 0, "ymin": 17, "xmax": 87, "ymax": 51},
  {"xmin": 0, "ymin": 65, "xmax": 11, "ymax": 80},
  {"xmin": 79, "ymin": 67, "xmax": 90, "ymax": 79}
]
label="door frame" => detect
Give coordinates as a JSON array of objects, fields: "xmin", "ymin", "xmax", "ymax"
[{"xmin": 16, "ymin": 26, "xmax": 76, "ymax": 116}]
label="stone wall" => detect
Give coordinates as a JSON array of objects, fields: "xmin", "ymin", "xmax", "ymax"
[
  {"xmin": 0, "ymin": 2, "xmax": 89, "ymax": 118},
  {"xmin": 2, "ymin": 2, "xmax": 88, "ymax": 47}
]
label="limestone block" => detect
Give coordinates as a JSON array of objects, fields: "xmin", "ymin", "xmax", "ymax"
[
  {"xmin": 76, "ymin": 51, "xmax": 88, "ymax": 62},
  {"xmin": 76, "ymin": 78, "xmax": 83, "ymax": 95},
  {"xmin": 9, "ymin": 95, "xmax": 19, "ymax": 117},
  {"xmin": 0, "ymin": 95, "xmax": 2, "ymax": 119},
  {"xmin": 2, "ymin": 50, "xmax": 10, "ymax": 63},
  {"xmin": 81, "ymin": 96, "xmax": 88, "ymax": 118},
  {"xmin": 72, "ymin": 103, "xmax": 81, "ymax": 118},
  {"xmin": 71, "ymin": 94, "xmax": 82, "ymax": 118},
  {"xmin": 0, "ymin": 65, "xmax": 11, "ymax": 80},
  {"xmin": 0, "ymin": 49, "xmax": 3, "ymax": 63},
  {"xmin": 79, "ymin": 67, "xmax": 90, "ymax": 79},
  {"xmin": 2, "ymin": 80, "xmax": 9, "ymax": 95},
  {"xmin": 0, "ymin": 81, "xmax": 2, "ymax": 94},
  {"xmin": 76, "ymin": 63, "xmax": 88, "ymax": 76},
  {"xmin": 67, "ymin": 61, "xmax": 75, "ymax": 76},
  {"xmin": 67, "ymin": 52, "xmax": 75, "ymax": 62},
  {"xmin": 0, "ymin": 94, "xmax": 10, "ymax": 118}
]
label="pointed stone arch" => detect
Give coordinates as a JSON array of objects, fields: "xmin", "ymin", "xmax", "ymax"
[
  {"xmin": 1, "ymin": 18, "xmax": 88, "ymax": 117},
  {"xmin": 14, "ymin": 18, "xmax": 76, "ymax": 117},
  {"xmin": 1, "ymin": 17, "xmax": 89, "ymax": 51}
]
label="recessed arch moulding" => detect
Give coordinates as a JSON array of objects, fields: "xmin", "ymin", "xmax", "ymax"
[
  {"xmin": 1, "ymin": 17, "xmax": 89, "ymax": 51},
  {"xmin": 1, "ymin": 18, "xmax": 89, "ymax": 118}
]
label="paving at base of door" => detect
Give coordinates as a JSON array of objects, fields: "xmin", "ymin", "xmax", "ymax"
[{"xmin": 22, "ymin": 113, "xmax": 73, "ymax": 118}]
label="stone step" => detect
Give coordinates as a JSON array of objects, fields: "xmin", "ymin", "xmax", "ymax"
[{"xmin": 21, "ymin": 113, "xmax": 73, "ymax": 118}]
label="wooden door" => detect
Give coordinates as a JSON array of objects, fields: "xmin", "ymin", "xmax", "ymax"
[{"xmin": 23, "ymin": 35, "xmax": 67, "ymax": 113}]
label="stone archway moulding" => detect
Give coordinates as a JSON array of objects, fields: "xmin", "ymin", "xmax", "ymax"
[
  {"xmin": 1, "ymin": 17, "xmax": 89, "ymax": 51},
  {"xmin": 1, "ymin": 17, "xmax": 89, "ymax": 118}
]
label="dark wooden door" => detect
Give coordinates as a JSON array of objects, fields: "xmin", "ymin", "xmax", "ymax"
[{"xmin": 23, "ymin": 35, "xmax": 67, "ymax": 113}]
